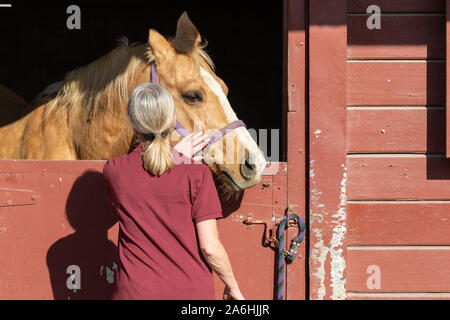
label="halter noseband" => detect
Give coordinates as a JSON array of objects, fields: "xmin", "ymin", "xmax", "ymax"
[{"xmin": 150, "ymin": 62, "xmax": 246, "ymax": 150}]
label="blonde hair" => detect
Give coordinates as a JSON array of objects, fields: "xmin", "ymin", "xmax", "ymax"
[{"xmin": 127, "ymin": 83, "xmax": 175, "ymax": 176}]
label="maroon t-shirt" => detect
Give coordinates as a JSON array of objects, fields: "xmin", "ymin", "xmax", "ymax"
[{"xmin": 103, "ymin": 143, "xmax": 223, "ymax": 300}]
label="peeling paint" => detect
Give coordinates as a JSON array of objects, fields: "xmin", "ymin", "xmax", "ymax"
[
  {"xmin": 329, "ymin": 167, "xmax": 347, "ymax": 300},
  {"xmin": 314, "ymin": 129, "xmax": 322, "ymax": 138},
  {"xmin": 310, "ymin": 158, "xmax": 327, "ymax": 299},
  {"xmin": 310, "ymin": 158, "xmax": 347, "ymax": 300},
  {"xmin": 311, "ymin": 228, "xmax": 327, "ymax": 300},
  {"xmin": 311, "ymin": 189, "xmax": 322, "ymax": 202},
  {"xmin": 310, "ymin": 213, "xmax": 323, "ymax": 223}
]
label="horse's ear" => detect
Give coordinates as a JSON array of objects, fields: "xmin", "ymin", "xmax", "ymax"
[
  {"xmin": 148, "ymin": 29, "xmax": 175, "ymax": 63},
  {"xmin": 174, "ymin": 11, "xmax": 202, "ymax": 53}
]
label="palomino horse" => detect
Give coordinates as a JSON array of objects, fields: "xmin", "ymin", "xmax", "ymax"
[{"xmin": 0, "ymin": 12, "xmax": 266, "ymax": 191}]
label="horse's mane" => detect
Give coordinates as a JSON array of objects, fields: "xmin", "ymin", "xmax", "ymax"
[
  {"xmin": 42, "ymin": 37, "xmax": 147, "ymax": 120},
  {"xmin": 42, "ymin": 36, "xmax": 214, "ymax": 121}
]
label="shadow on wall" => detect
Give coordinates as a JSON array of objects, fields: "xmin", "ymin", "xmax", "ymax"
[{"xmin": 46, "ymin": 171, "xmax": 118, "ymax": 300}]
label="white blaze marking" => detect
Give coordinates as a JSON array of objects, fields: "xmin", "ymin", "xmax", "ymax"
[
  {"xmin": 200, "ymin": 67, "xmax": 266, "ymax": 175},
  {"xmin": 200, "ymin": 67, "xmax": 238, "ymax": 123}
]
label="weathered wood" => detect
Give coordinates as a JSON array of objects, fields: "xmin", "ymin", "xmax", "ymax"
[
  {"xmin": 347, "ymin": 248, "xmax": 450, "ymax": 292},
  {"xmin": 309, "ymin": 0, "xmax": 347, "ymax": 300},
  {"xmin": 348, "ymin": 155, "xmax": 450, "ymax": 200},
  {"xmin": 345, "ymin": 0, "xmax": 449, "ymax": 299},
  {"xmin": 348, "ymin": 0, "xmax": 445, "ymax": 13},
  {"xmin": 348, "ymin": 202, "xmax": 450, "ymax": 245},
  {"xmin": 347, "ymin": 107, "xmax": 445, "ymax": 153},
  {"xmin": 348, "ymin": 16, "xmax": 445, "ymax": 60},
  {"xmin": 348, "ymin": 61, "xmax": 445, "ymax": 106},
  {"xmin": 285, "ymin": 0, "xmax": 306, "ymax": 300}
]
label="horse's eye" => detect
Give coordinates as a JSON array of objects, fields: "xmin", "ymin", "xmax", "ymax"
[{"xmin": 183, "ymin": 90, "xmax": 203, "ymax": 104}]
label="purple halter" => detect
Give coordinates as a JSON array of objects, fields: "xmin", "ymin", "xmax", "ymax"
[{"xmin": 150, "ymin": 62, "xmax": 246, "ymax": 149}]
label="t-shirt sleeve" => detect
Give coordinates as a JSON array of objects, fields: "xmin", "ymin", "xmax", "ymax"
[{"xmin": 191, "ymin": 165, "xmax": 223, "ymax": 224}]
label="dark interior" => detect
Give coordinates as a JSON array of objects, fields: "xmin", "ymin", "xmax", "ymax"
[{"xmin": 0, "ymin": 0, "xmax": 283, "ymax": 160}]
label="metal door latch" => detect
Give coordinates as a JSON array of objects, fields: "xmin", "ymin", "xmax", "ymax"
[{"xmin": 243, "ymin": 214, "xmax": 299, "ymax": 249}]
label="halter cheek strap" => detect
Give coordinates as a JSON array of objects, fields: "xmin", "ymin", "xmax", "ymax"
[
  {"xmin": 151, "ymin": 62, "xmax": 159, "ymax": 85},
  {"xmin": 150, "ymin": 61, "xmax": 246, "ymax": 149}
]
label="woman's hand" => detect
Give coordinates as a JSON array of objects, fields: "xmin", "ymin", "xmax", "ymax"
[
  {"xmin": 174, "ymin": 132, "xmax": 210, "ymax": 161},
  {"xmin": 223, "ymin": 285, "xmax": 245, "ymax": 300}
]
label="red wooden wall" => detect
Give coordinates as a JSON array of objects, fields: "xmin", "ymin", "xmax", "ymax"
[{"xmin": 346, "ymin": 0, "xmax": 450, "ymax": 300}]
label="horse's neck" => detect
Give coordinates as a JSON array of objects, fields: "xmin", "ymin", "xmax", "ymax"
[{"xmin": 78, "ymin": 82, "xmax": 148, "ymax": 159}]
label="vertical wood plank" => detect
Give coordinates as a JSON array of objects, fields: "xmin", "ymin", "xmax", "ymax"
[
  {"xmin": 309, "ymin": 0, "xmax": 347, "ymax": 300},
  {"xmin": 286, "ymin": 0, "xmax": 307, "ymax": 300}
]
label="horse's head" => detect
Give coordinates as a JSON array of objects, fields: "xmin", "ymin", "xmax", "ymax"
[{"xmin": 146, "ymin": 12, "xmax": 267, "ymax": 191}]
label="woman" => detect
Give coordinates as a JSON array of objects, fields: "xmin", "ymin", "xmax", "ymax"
[{"xmin": 103, "ymin": 82, "xmax": 244, "ymax": 300}]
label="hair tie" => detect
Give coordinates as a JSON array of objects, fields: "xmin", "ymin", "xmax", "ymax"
[{"xmin": 153, "ymin": 132, "xmax": 162, "ymax": 136}]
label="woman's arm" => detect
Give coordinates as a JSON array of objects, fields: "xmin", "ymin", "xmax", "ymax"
[{"xmin": 196, "ymin": 219, "xmax": 245, "ymax": 300}]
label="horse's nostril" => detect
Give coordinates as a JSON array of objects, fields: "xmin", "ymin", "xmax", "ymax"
[{"xmin": 241, "ymin": 156, "xmax": 257, "ymax": 180}]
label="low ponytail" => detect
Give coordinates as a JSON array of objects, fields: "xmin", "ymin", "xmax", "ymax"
[
  {"xmin": 127, "ymin": 82, "xmax": 175, "ymax": 176},
  {"xmin": 140, "ymin": 131, "xmax": 173, "ymax": 176}
]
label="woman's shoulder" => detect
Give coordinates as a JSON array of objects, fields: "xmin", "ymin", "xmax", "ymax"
[
  {"xmin": 173, "ymin": 157, "xmax": 212, "ymax": 180},
  {"xmin": 189, "ymin": 162, "xmax": 211, "ymax": 175},
  {"xmin": 104, "ymin": 156, "xmax": 119, "ymax": 169},
  {"xmin": 103, "ymin": 154, "xmax": 126, "ymax": 175},
  {"xmin": 104, "ymin": 148, "xmax": 136, "ymax": 171},
  {"xmin": 103, "ymin": 158, "xmax": 117, "ymax": 180}
]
